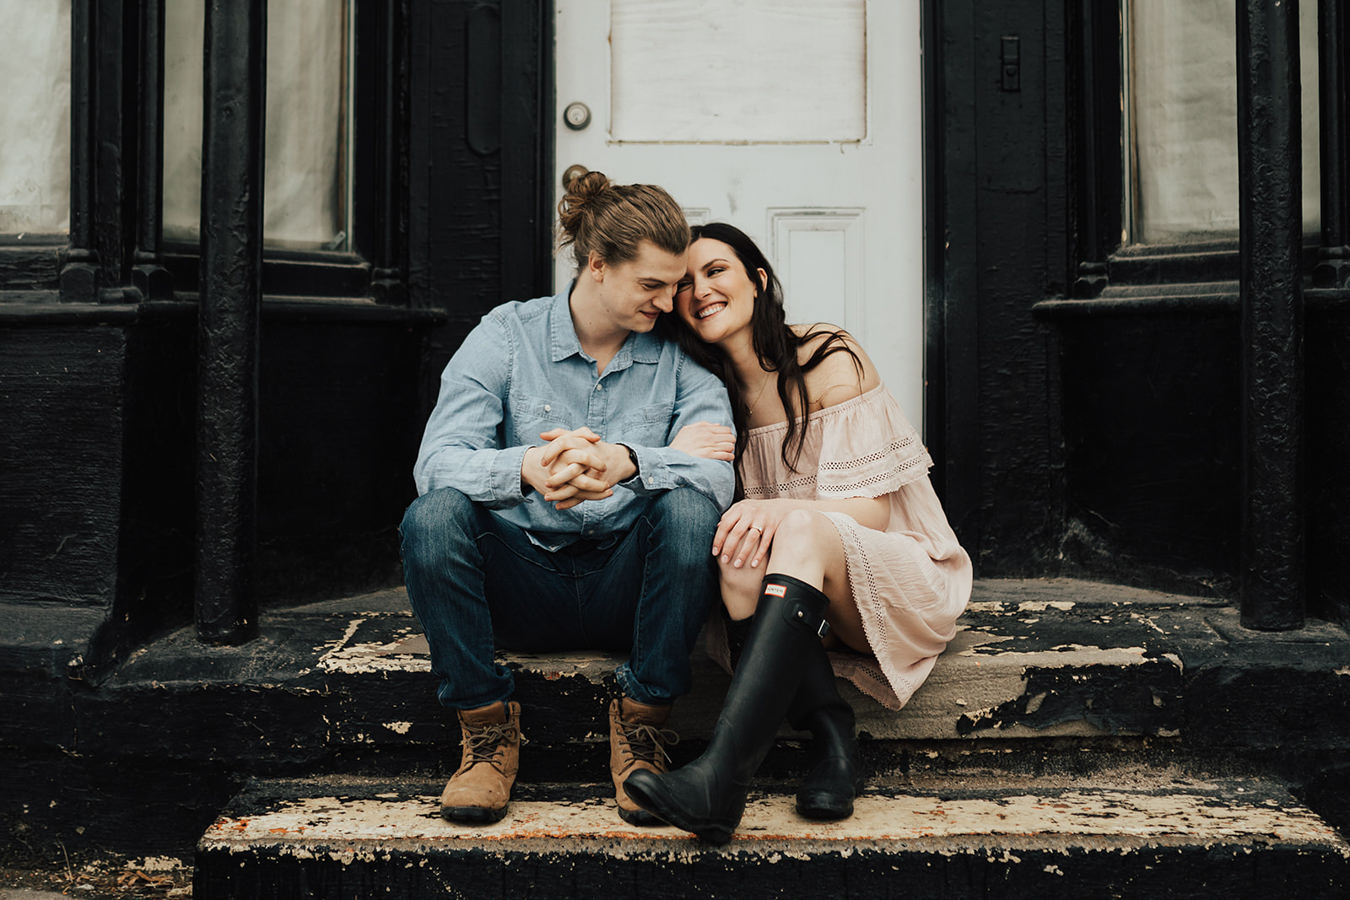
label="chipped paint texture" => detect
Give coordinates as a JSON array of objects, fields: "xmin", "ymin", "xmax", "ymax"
[
  {"xmin": 878, "ymin": 621, "xmax": 1183, "ymax": 740},
  {"xmin": 307, "ymin": 599, "xmax": 1191, "ymax": 742},
  {"xmin": 200, "ymin": 786, "xmax": 1349, "ymax": 861},
  {"xmin": 319, "ymin": 618, "xmax": 430, "ymax": 674}
]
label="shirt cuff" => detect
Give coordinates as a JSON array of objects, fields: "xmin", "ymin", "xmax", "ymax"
[
  {"xmin": 488, "ymin": 444, "xmax": 532, "ymax": 507},
  {"xmin": 623, "ymin": 445, "xmax": 674, "ymax": 494}
]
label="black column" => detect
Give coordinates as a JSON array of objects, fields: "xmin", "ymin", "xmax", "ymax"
[
  {"xmin": 61, "ymin": 0, "xmax": 145, "ymax": 303},
  {"xmin": 62, "ymin": 0, "xmax": 100, "ymax": 301},
  {"xmin": 1236, "ymin": 0, "xmax": 1305, "ymax": 630},
  {"xmin": 363, "ymin": 0, "xmax": 410, "ymax": 304},
  {"xmin": 1070, "ymin": 0, "xmax": 1122, "ymax": 298},
  {"xmin": 196, "ymin": 0, "xmax": 265, "ymax": 644},
  {"xmin": 1315, "ymin": 0, "xmax": 1350, "ymax": 287},
  {"xmin": 132, "ymin": 0, "xmax": 172, "ymax": 300}
]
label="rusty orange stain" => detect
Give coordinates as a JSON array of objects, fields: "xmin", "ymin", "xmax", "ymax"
[{"xmin": 208, "ymin": 818, "xmax": 251, "ymax": 833}]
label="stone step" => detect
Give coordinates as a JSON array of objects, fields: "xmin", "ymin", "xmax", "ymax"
[
  {"xmin": 194, "ymin": 773, "xmax": 1350, "ymax": 899},
  {"xmin": 78, "ymin": 578, "xmax": 1350, "ymax": 783}
]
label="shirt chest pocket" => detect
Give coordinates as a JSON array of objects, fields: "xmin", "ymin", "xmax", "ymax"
[
  {"xmin": 509, "ymin": 397, "xmax": 574, "ymax": 445},
  {"xmin": 613, "ymin": 402, "xmax": 673, "ymax": 447}
]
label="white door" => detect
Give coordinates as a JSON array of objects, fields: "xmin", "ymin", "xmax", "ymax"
[{"xmin": 553, "ymin": 0, "xmax": 926, "ymax": 426}]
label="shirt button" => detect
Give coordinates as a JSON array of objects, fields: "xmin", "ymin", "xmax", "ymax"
[
  {"xmin": 544, "ymin": 404, "xmax": 551, "ymax": 412},
  {"xmin": 595, "ymin": 384, "xmax": 603, "ymax": 391}
]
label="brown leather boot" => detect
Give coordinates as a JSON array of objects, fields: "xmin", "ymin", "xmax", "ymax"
[
  {"xmin": 440, "ymin": 700, "xmax": 522, "ymax": 824},
  {"xmin": 609, "ymin": 697, "xmax": 677, "ymax": 825}
]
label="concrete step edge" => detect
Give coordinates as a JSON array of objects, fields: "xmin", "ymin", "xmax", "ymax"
[
  {"xmin": 200, "ymin": 773, "xmax": 1350, "ymax": 857},
  {"xmin": 194, "ymin": 773, "xmax": 1350, "ymax": 900}
]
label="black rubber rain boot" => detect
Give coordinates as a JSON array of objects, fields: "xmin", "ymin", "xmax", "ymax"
[
  {"xmin": 623, "ymin": 573, "xmax": 830, "ymax": 844},
  {"xmin": 786, "ymin": 649, "xmax": 861, "ymax": 820}
]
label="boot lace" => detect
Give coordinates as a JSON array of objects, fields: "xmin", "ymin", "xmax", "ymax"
[
  {"xmin": 618, "ymin": 720, "xmax": 679, "ymax": 768},
  {"xmin": 463, "ymin": 722, "xmax": 524, "ymax": 773}
]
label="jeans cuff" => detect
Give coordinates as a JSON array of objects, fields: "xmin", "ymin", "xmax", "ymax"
[
  {"xmin": 437, "ymin": 678, "xmax": 513, "ymax": 712},
  {"xmin": 614, "ymin": 663, "xmax": 672, "ymax": 707}
]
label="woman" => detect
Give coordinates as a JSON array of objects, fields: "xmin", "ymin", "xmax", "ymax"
[{"xmin": 625, "ymin": 223, "xmax": 972, "ymax": 843}]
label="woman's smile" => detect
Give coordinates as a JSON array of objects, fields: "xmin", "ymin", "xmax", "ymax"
[{"xmin": 676, "ymin": 237, "xmax": 766, "ymax": 342}]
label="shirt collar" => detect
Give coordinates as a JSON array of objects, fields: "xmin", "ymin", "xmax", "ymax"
[
  {"xmin": 548, "ymin": 282, "xmax": 665, "ymax": 367},
  {"xmin": 549, "ymin": 287, "xmax": 583, "ymax": 363}
]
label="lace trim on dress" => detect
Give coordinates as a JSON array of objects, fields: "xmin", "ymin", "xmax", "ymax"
[
  {"xmin": 819, "ymin": 436, "xmax": 923, "ymax": 474},
  {"xmin": 744, "ymin": 473, "xmax": 817, "ymax": 498},
  {"xmin": 817, "ymin": 436, "xmax": 932, "ymax": 497},
  {"xmin": 743, "ymin": 385, "xmax": 934, "ymax": 497},
  {"xmin": 826, "ymin": 511, "xmax": 930, "ymax": 709}
]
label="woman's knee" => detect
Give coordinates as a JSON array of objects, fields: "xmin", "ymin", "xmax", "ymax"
[{"xmin": 771, "ymin": 508, "xmax": 831, "ymax": 559}]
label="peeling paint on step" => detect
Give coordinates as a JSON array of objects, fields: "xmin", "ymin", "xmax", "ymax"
[{"xmin": 199, "ymin": 786, "xmax": 1349, "ymax": 859}]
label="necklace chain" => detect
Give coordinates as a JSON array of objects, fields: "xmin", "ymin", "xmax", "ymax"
[{"xmin": 745, "ymin": 372, "xmax": 775, "ymax": 412}]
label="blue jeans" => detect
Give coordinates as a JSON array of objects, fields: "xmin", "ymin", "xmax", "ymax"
[{"xmin": 400, "ymin": 486, "xmax": 721, "ymax": 710}]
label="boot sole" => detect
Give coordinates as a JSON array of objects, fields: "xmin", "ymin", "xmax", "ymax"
[
  {"xmin": 622, "ymin": 780, "xmax": 734, "ymax": 845},
  {"xmin": 795, "ymin": 797, "xmax": 854, "ymax": 820},
  {"xmin": 440, "ymin": 804, "xmax": 509, "ymax": 825},
  {"xmin": 616, "ymin": 804, "xmax": 664, "ymax": 827},
  {"xmin": 796, "ymin": 774, "xmax": 864, "ymax": 821}
]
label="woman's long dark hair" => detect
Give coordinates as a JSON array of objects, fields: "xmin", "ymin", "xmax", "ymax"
[{"xmin": 662, "ymin": 223, "xmax": 861, "ymax": 488}]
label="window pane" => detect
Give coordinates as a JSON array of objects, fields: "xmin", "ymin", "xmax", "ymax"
[
  {"xmin": 163, "ymin": 2, "xmax": 352, "ymax": 250},
  {"xmin": 0, "ymin": 0, "xmax": 71, "ymax": 234},
  {"xmin": 1127, "ymin": 0, "xmax": 1320, "ymax": 242}
]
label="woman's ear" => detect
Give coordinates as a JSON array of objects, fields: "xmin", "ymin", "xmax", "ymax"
[{"xmin": 757, "ymin": 268, "xmax": 768, "ymax": 294}]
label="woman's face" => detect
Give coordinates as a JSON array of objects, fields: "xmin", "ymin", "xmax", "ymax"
[{"xmin": 674, "ymin": 237, "xmax": 766, "ymax": 345}]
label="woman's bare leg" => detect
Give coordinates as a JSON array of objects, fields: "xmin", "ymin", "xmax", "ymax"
[{"xmin": 718, "ymin": 509, "xmax": 868, "ymax": 653}]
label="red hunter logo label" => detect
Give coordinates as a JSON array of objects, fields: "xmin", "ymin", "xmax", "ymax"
[{"xmin": 763, "ymin": 584, "xmax": 787, "ymax": 597}]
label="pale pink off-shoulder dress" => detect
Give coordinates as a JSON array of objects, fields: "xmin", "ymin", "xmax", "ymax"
[{"xmin": 739, "ymin": 384, "xmax": 972, "ymax": 709}]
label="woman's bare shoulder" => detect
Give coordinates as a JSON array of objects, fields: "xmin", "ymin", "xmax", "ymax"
[{"xmin": 792, "ymin": 324, "xmax": 882, "ymax": 410}]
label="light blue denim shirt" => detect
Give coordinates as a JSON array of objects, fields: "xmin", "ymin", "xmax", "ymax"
[{"xmin": 413, "ymin": 286, "xmax": 735, "ymax": 547}]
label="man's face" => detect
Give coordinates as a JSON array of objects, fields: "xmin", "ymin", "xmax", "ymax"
[{"xmin": 591, "ymin": 240, "xmax": 688, "ymax": 334}]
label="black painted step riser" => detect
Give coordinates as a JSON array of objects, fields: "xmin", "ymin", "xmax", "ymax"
[{"xmin": 194, "ymin": 845, "xmax": 1349, "ymax": 900}]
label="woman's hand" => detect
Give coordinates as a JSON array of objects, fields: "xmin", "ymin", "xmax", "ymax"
[
  {"xmin": 670, "ymin": 421, "xmax": 734, "ymax": 461},
  {"xmin": 712, "ymin": 499, "xmax": 799, "ymax": 570}
]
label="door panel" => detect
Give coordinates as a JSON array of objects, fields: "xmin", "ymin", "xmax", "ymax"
[{"xmin": 554, "ymin": 0, "xmax": 925, "ymax": 423}]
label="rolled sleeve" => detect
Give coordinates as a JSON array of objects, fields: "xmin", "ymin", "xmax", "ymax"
[
  {"xmin": 623, "ymin": 357, "xmax": 735, "ymax": 511},
  {"xmin": 413, "ymin": 316, "xmax": 529, "ymax": 507}
]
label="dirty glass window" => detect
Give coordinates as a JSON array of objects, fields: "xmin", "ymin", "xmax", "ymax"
[
  {"xmin": 163, "ymin": 1, "xmax": 353, "ymax": 250},
  {"xmin": 0, "ymin": 0, "xmax": 71, "ymax": 234},
  {"xmin": 1126, "ymin": 0, "xmax": 1320, "ymax": 242}
]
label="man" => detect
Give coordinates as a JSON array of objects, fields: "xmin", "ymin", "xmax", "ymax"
[{"xmin": 400, "ymin": 176, "xmax": 734, "ymax": 825}]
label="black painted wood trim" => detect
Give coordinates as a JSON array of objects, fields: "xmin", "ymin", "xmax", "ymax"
[
  {"xmin": 1315, "ymin": 0, "xmax": 1350, "ymax": 287},
  {"xmin": 0, "ymin": 298, "xmax": 445, "ymax": 327},
  {"xmin": 931, "ymin": 0, "xmax": 982, "ymax": 559},
  {"xmin": 132, "ymin": 0, "xmax": 172, "ymax": 300},
  {"xmin": 501, "ymin": 0, "xmax": 553, "ymax": 301},
  {"xmin": 355, "ymin": 0, "xmax": 411, "ymax": 303},
  {"xmin": 0, "ymin": 246, "xmax": 63, "ymax": 292},
  {"xmin": 922, "ymin": 0, "xmax": 947, "ymax": 490},
  {"xmin": 196, "ymin": 0, "xmax": 266, "ymax": 645},
  {"xmin": 1068, "ymin": 0, "xmax": 1123, "ymax": 298},
  {"xmin": 1236, "ymin": 0, "xmax": 1305, "ymax": 630},
  {"xmin": 62, "ymin": 0, "xmax": 99, "ymax": 300},
  {"xmin": 57, "ymin": 0, "xmax": 143, "ymax": 303},
  {"xmin": 92, "ymin": 0, "xmax": 135, "ymax": 301}
]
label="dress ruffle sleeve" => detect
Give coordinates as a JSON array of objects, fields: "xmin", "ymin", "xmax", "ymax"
[{"xmin": 814, "ymin": 388, "xmax": 933, "ymax": 499}]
